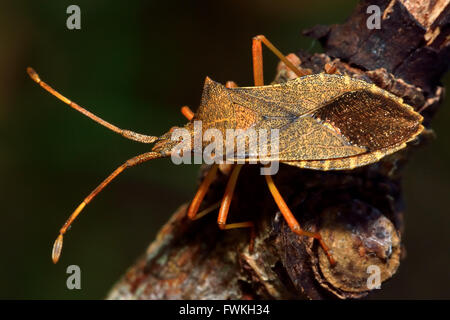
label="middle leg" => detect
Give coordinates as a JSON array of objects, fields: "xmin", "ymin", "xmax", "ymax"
[
  {"xmin": 217, "ymin": 165, "xmax": 253, "ymax": 230},
  {"xmin": 217, "ymin": 164, "xmax": 255, "ymax": 250}
]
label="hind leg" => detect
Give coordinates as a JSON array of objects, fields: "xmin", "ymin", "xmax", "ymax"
[
  {"xmin": 252, "ymin": 34, "xmax": 311, "ymax": 86},
  {"xmin": 265, "ymin": 174, "xmax": 336, "ymax": 265}
]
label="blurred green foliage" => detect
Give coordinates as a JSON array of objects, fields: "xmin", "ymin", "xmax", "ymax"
[{"xmin": 0, "ymin": 0, "xmax": 448, "ymax": 299}]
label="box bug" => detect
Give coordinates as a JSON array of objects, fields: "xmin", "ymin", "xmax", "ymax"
[{"xmin": 27, "ymin": 35, "xmax": 423, "ymax": 265}]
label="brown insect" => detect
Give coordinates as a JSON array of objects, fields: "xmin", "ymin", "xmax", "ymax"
[{"xmin": 27, "ymin": 35, "xmax": 423, "ymax": 265}]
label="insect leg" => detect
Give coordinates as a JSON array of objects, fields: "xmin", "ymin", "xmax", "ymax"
[
  {"xmin": 217, "ymin": 164, "xmax": 255, "ymax": 250},
  {"xmin": 180, "ymin": 106, "xmax": 194, "ymax": 120},
  {"xmin": 225, "ymin": 81, "xmax": 238, "ymax": 88},
  {"xmin": 252, "ymin": 37, "xmax": 264, "ymax": 86},
  {"xmin": 218, "ymin": 165, "xmax": 248, "ymax": 228},
  {"xmin": 187, "ymin": 164, "xmax": 219, "ymax": 219},
  {"xmin": 51, "ymin": 151, "xmax": 164, "ymax": 264},
  {"xmin": 192, "ymin": 201, "xmax": 221, "ymax": 221},
  {"xmin": 253, "ymin": 35, "xmax": 310, "ymax": 79},
  {"xmin": 264, "ymin": 174, "xmax": 336, "ymax": 265},
  {"xmin": 27, "ymin": 67, "xmax": 158, "ymax": 144},
  {"xmin": 324, "ymin": 62, "xmax": 338, "ymax": 74}
]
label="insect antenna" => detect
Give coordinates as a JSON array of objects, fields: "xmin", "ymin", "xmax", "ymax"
[
  {"xmin": 27, "ymin": 67, "xmax": 158, "ymax": 144},
  {"xmin": 52, "ymin": 151, "xmax": 166, "ymax": 263}
]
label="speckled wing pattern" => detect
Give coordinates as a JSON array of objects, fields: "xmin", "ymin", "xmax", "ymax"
[{"xmin": 225, "ymin": 74, "xmax": 424, "ymax": 170}]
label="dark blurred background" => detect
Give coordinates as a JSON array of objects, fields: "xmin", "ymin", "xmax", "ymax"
[{"xmin": 1, "ymin": 0, "xmax": 449, "ymax": 299}]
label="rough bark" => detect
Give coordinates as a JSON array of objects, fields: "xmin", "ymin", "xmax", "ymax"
[{"xmin": 107, "ymin": 0, "xmax": 449, "ymax": 300}]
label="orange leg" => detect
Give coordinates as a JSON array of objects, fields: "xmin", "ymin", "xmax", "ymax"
[
  {"xmin": 217, "ymin": 164, "xmax": 255, "ymax": 250},
  {"xmin": 52, "ymin": 151, "xmax": 165, "ymax": 263},
  {"xmin": 217, "ymin": 165, "xmax": 246, "ymax": 228},
  {"xmin": 252, "ymin": 35, "xmax": 310, "ymax": 84},
  {"xmin": 27, "ymin": 68, "xmax": 158, "ymax": 144},
  {"xmin": 265, "ymin": 175, "xmax": 336, "ymax": 265},
  {"xmin": 180, "ymin": 105, "xmax": 194, "ymax": 120},
  {"xmin": 252, "ymin": 38, "xmax": 264, "ymax": 86},
  {"xmin": 187, "ymin": 164, "xmax": 219, "ymax": 220},
  {"xmin": 192, "ymin": 201, "xmax": 221, "ymax": 221},
  {"xmin": 225, "ymin": 81, "xmax": 238, "ymax": 88},
  {"xmin": 324, "ymin": 62, "xmax": 338, "ymax": 74}
]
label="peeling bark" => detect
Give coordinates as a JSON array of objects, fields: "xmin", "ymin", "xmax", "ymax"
[{"xmin": 108, "ymin": 0, "xmax": 449, "ymax": 299}]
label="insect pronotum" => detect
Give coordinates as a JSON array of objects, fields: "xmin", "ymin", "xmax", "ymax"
[{"xmin": 28, "ymin": 35, "xmax": 423, "ymax": 266}]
